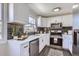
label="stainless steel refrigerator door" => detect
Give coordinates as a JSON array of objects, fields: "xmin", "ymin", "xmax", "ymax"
[{"xmin": 77, "ymin": 33, "xmax": 79, "ymax": 47}]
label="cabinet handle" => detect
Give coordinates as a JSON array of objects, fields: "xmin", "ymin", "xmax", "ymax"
[
  {"xmin": 24, "ymin": 45, "xmax": 28, "ymax": 48},
  {"xmin": 42, "ymin": 40, "xmax": 43, "ymax": 42}
]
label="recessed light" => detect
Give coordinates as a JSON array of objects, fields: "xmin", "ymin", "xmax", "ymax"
[
  {"xmin": 53, "ymin": 7, "xmax": 61, "ymax": 12},
  {"xmin": 73, "ymin": 4, "xmax": 79, "ymax": 9}
]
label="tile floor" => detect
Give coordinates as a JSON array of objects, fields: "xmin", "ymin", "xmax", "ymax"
[
  {"xmin": 39, "ymin": 45, "xmax": 72, "ymax": 56},
  {"xmin": 72, "ymin": 45, "xmax": 79, "ymax": 56}
]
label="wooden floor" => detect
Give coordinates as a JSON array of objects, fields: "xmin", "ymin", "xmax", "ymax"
[{"xmin": 39, "ymin": 45, "xmax": 72, "ymax": 56}]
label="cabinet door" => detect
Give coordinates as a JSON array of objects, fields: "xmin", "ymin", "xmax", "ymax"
[
  {"xmin": 43, "ymin": 35, "xmax": 46, "ymax": 47},
  {"xmin": 20, "ymin": 42, "xmax": 29, "ymax": 56},
  {"xmin": 47, "ymin": 18, "xmax": 51, "ymax": 27},
  {"xmin": 62, "ymin": 15, "xmax": 73, "ymax": 26},
  {"xmin": 39, "ymin": 37, "xmax": 43, "ymax": 52},
  {"xmin": 63, "ymin": 35, "xmax": 69, "ymax": 49},
  {"xmin": 68, "ymin": 35, "xmax": 73, "ymax": 53},
  {"xmin": 63, "ymin": 35, "xmax": 73, "ymax": 53},
  {"xmin": 41, "ymin": 19, "xmax": 46, "ymax": 27},
  {"xmin": 37, "ymin": 16, "xmax": 42, "ymax": 27},
  {"xmin": 45, "ymin": 34, "xmax": 50, "ymax": 46},
  {"xmin": 41, "ymin": 18, "xmax": 47, "ymax": 27}
]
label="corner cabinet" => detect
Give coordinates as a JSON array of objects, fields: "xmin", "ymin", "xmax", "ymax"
[{"xmin": 37, "ymin": 16, "xmax": 50, "ymax": 27}]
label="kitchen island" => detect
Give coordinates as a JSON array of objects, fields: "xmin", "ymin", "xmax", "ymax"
[{"xmin": 8, "ymin": 33, "xmax": 50, "ymax": 56}]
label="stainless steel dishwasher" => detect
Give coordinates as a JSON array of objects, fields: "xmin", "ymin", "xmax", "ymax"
[{"xmin": 29, "ymin": 38, "xmax": 39, "ymax": 56}]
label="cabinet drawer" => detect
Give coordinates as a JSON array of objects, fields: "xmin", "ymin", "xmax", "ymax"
[{"xmin": 20, "ymin": 42, "xmax": 29, "ymax": 56}]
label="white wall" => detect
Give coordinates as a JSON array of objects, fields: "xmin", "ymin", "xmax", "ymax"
[
  {"xmin": 9, "ymin": 3, "xmax": 38, "ymax": 24},
  {"xmin": 9, "ymin": 3, "xmax": 38, "ymax": 33},
  {"xmin": 14, "ymin": 3, "xmax": 37, "ymax": 24},
  {"xmin": 73, "ymin": 8, "xmax": 79, "ymax": 29},
  {"xmin": 0, "ymin": 41, "xmax": 8, "ymax": 56},
  {"xmin": 0, "ymin": 4, "xmax": 9, "ymax": 56}
]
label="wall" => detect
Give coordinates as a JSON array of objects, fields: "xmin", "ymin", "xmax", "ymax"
[
  {"xmin": 73, "ymin": 8, "xmax": 79, "ymax": 29},
  {"xmin": 0, "ymin": 3, "xmax": 9, "ymax": 56},
  {"xmin": 8, "ymin": 3, "xmax": 38, "ymax": 34},
  {"xmin": 14, "ymin": 3, "xmax": 37, "ymax": 24},
  {"xmin": 0, "ymin": 42, "xmax": 8, "ymax": 56}
]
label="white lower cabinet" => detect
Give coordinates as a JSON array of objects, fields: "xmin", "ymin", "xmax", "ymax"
[
  {"xmin": 8, "ymin": 34, "xmax": 50, "ymax": 56},
  {"xmin": 20, "ymin": 42, "xmax": 29, "ymax": 56},
  {"xmin": 0, "ymin": 42, "xmax": 8, "ymax": 56},
  {"xmin": 39, "ymin": 34, "xmax": 50, "ymax": 53},
  {"xmin": 8, "ymin": 41, "xmax": 29, "ymax": 56},
  {"xmin": 45, "ymin": 34, "xmax": 50, "ymax": 46},
  {"xmin": 63, "ymin": 34, "xmax": 73, "ymax": 53},
  {"xmin": 39, "ymin": 36, "xmax": 44, "ymax": 52}
]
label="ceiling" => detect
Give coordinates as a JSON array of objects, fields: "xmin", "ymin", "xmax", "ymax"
[{"xmin": 27, "ymin": 3, "xmax": 73, "ymax": 17}]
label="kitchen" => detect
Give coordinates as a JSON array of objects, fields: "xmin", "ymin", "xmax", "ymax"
[{"xmin": 0, "ymin": 3, "xmax": 79, "ymax": 56}]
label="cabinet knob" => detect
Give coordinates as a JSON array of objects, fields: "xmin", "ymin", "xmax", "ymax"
[{"xmin": 42, "ymin": 40, "xmax": 43, "ymax": 42}]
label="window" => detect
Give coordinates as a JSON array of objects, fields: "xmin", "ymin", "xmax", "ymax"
[
  {"xmin": 29, "ymin": 16, "xmax": 35, "ymax": 25},
  {"xmin": 24, "ymin": 16, "xmax": 36, "ymax": 33},
  {"xmin": 28, "ymin": 16, "xmax": 36, "ymax": 28},
  {"xmin": 0, "ymin": 4, "xmax": 2, "ymax": 40}
]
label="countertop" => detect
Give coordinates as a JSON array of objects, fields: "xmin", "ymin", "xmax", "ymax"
[
  {"xmin": 0, "ymin": 40, "xmax": 7, "ymax": 44},
  {"xmin": 8, "ymin": 33, "xmax": 49, "ymax": 45}
]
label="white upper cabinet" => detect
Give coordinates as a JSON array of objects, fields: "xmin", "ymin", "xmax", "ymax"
[
  {"xmin": 50, "ymin": 16, "xmax": 62, "ymax": 23},
  {"xmin": 41, "ymin": 14, "xmax": 73, "ymax": 27},
  {"xmin": 62, "ymin": 15, "xmax": 73, "ymax": 26},
  {"xmin": 37, "ymin": 16, "xmax": 47, "ymax": 27},
  {"xmin": 37, "ymin": 16, "xmax": 42, "ymax": 27},
  {"xmin": 46, "ymin": 18, "xmax": 51, "ymax": 27},
  {"xmin": 29, "ymin": 16, "xmax": 36, "ymax": 25},
  {"xmin": 41, "ymin": 18, "xmax": 47, "ymax": 27}
]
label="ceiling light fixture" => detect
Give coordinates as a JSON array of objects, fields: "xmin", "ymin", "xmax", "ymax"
[
  {"xmin": 53, "ymin": 7, "xmax": 61, "ymax": 12},
  {"xmin": 73, "ymin": 4, "xmax": 79, "ymax": 9}
]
